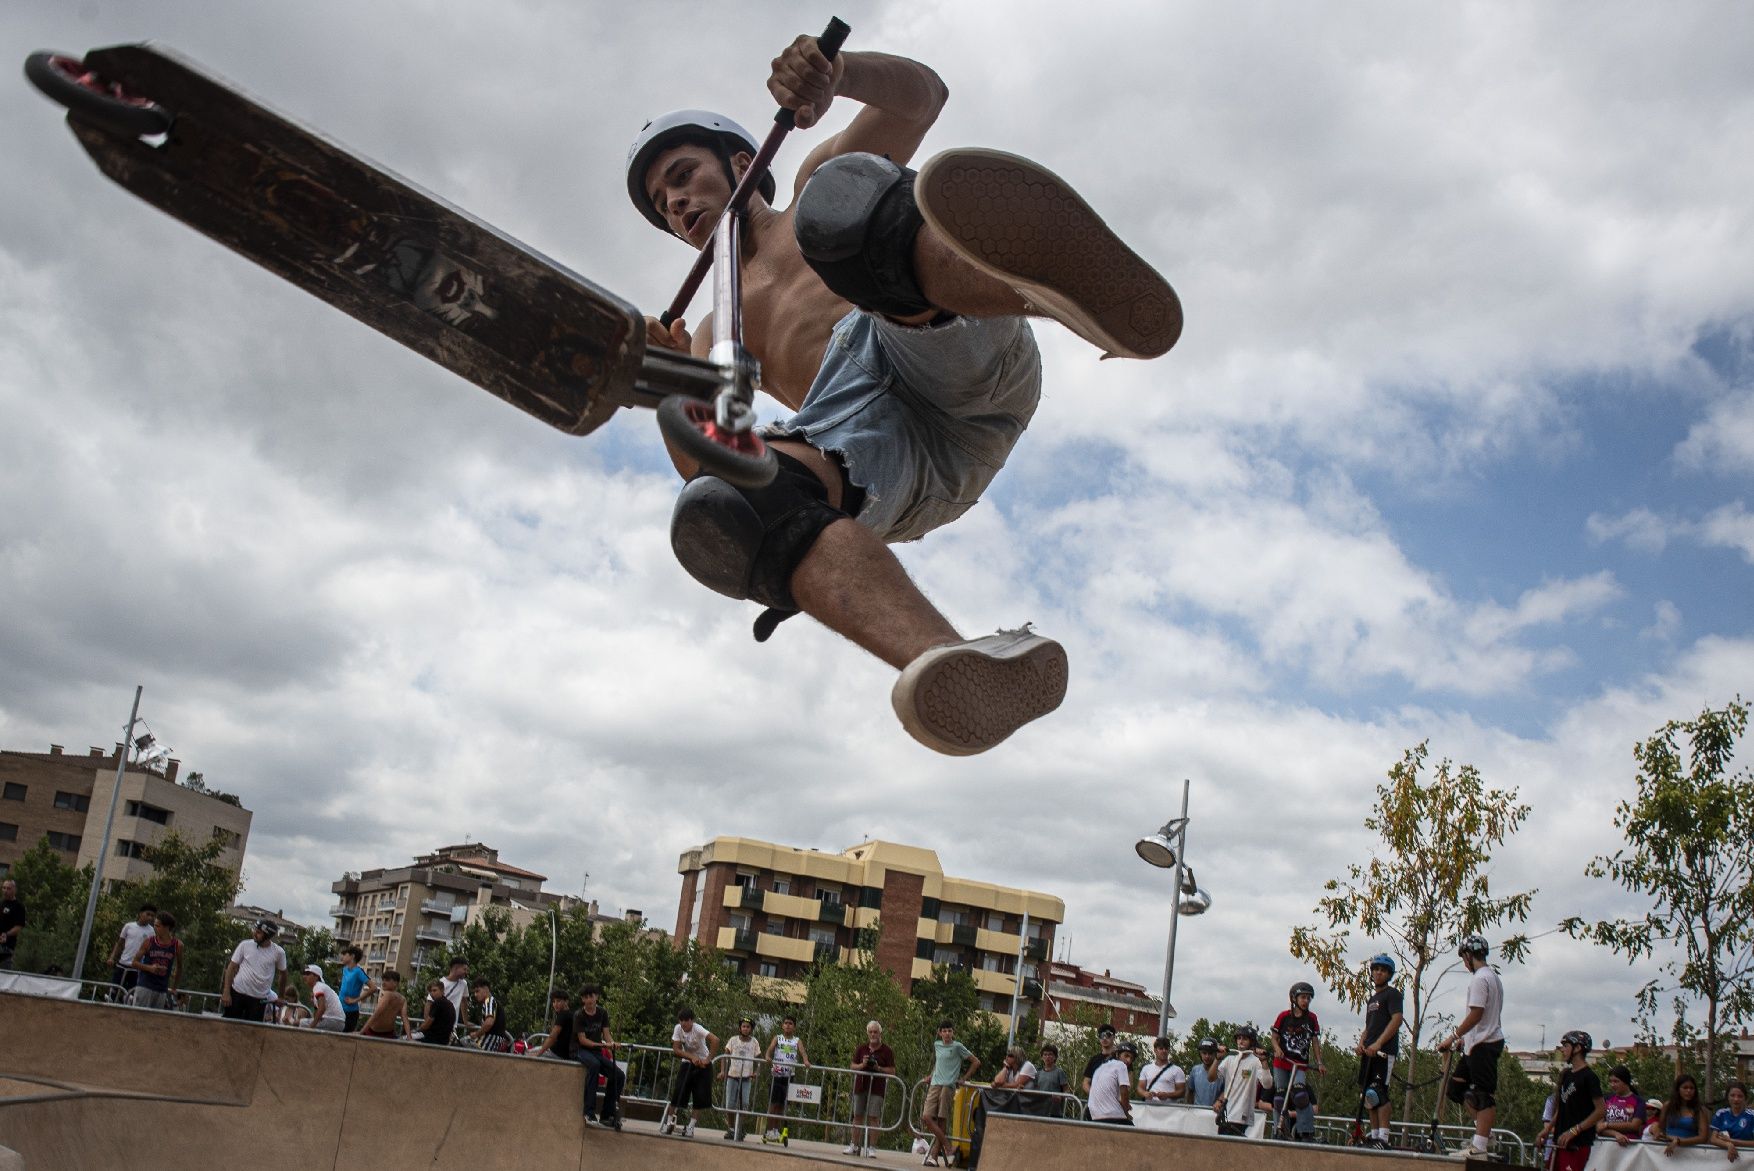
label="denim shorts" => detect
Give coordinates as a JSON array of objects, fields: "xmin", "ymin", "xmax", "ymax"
[{"xmin": 762, "ymin": 310, "xmax": 1042, "ymax": 543}]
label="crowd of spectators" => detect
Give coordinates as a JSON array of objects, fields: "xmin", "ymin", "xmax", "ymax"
[{"xmin": 13, "ymin": 907, "xmax": 1754, "ymax": 1165}]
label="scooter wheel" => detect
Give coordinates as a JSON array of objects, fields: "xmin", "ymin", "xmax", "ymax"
[
  {"xmin": 24, "ymin": 51, "xmax": 172, "ymax": 138},
  {"xmin": 657, "ymin": 395, "xmax": 777, "ymax": 489}
]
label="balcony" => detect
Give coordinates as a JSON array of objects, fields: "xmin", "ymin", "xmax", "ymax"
[
  {"xmin": 371, "ymin": 927, "xmax": 392, "ymax": 939},
  {"xmin": 724, "ymin": 884, "xmax": 765, "ymax": 911},
  {"xmin": 419, "ymin": 899, "xmax": 456, "ymax": 918},
  {"xmin": 329, "ymin": 905, "xmax": 355, "ymax": 919},
  {"xmin": 1025, "ymin": 937, "xmax": 1050, "ymax": 962},
  {"xmin": 715, "ymin": 925, "xmax": 758, "ymax": 953},
  {"xmin": 753, "ymin": 933, "xmax": 816, "ymax": 965},
  {"xmin": 744, "ymin": 891, "xmax": 818, "ymax": 922},
  {"xmin": 415, "ymin": 926, "xmax": 453, "ymax": 944},
  {"xmin": 975, "ymin": 926, "xmax": 1022, "ymax": 954}
]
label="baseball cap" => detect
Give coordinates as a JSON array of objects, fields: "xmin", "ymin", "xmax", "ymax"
[{"xmin": 303, "ymin": 964, "xmax": 324, "ymax": 976}]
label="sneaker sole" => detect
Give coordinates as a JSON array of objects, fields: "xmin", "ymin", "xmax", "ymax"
[
  {"xmin": 893, "ymin": 637, "xmax": 1068, "ymax": 755},
  {"xmin": 915, "ymin": 148, "xmax": 1182, "ymax": 359}
]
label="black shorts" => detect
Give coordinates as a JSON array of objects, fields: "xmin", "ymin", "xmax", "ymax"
[
  {"xmin": 1358, "ymin": 1052, "xmax": 1393, "ymax": 1091},
  {"xmin": 769, "ymin": 1075, "xmax": 792, "ymax": 1111},
  {"xmin": 1449, "ymin": 1040, "xmax": 1502, "ymax": 1108},
  {"xmin": 671, "ymin": 1061, "xmax": 712, "ymax": 1109}
]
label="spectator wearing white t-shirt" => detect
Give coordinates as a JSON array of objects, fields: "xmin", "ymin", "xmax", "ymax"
[
  {"xmin": 1138, "ymin": 1036, "xmax": 1187, "ymax": 1101},
  {"xmin": 1089, "ymin": 1042, "xmax": 1136, "ymax": 1123},
  {"xmin": 440, "ymin": 957, "xmax": 470, "ymax": 1017},
  {"xmin": 220, "ymin": 919, "xmax": 290, "ymax": 1023},
  {"xmin": 1437, "ymin": 934, "xmax": 1506, "ymax": 1158},
  {"xmin": 1214, "ymin": 1025, "xmax": 1267, "ymax": 1135},
  {"xmin": 107, "ymin": 904, "xmax": 157, "ymax": 1000},
  {"xmin": 302, "ymin": 964, "xmax": 346, "ymax": 1032}
]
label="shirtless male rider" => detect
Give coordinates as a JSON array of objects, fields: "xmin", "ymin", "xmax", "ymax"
[{"xmin": 630, "ymin": 32, "xmax": 1180, "ymax": 755}]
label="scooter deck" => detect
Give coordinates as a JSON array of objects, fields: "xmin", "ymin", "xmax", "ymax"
[{"xmin": 60, "ymin": 43, "xmax": 645, "ymax": 437}]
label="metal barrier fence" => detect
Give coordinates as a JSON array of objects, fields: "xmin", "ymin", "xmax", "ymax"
[
  {"xmin": 77, "ymin": 978, "xmax": 310, "ymax": 1026},
  {"xmin": 904, "ymin": 1077, "xmax": 1084, "ymax": 1151},
  {"xmin": 1311, "ymin": 1113, "xmax": 1531, "ymax": 1163},
  {"xmin": 693, "ymin": 1053, "xmax": 911, "ymax": 1144}
]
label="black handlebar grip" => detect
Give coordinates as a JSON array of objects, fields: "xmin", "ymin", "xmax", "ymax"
[{"xmin": 776, "ymin": 17, "xmax": 851, "ymax": 129}]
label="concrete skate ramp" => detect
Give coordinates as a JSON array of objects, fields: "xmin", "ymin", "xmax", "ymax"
[
  {"xmin": 0, "ymin": 992, "xmax": 843, "ymax": 1169},
  {"xmin": 981, "ymin": 1112, "xmax": 1446, "ymax": 1171}
]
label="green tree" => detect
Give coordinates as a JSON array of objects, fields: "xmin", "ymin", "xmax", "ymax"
[
  {"xmin": 6, "ymin": 837, "xmax": 90, "ymax": 975},
  {"xmin": 105, "ymin": 831, "xmax": 245, "ymax": 992},
  {"xmin": 1289, "ymin": 741, "xmax": 1534, "ymax": 1121},
  {"xmin": 1562, "ymin": 698, "xmax": 1754, "ymax": 1100}
]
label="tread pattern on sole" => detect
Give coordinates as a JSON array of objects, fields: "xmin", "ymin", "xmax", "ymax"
[
  {"xmin": 909, "ymin": 643, "xmax": 1069, "ymax": 754},
  {"xmin": 917, "ymin": 152, "xmax": 1180, "ymax": 357}
]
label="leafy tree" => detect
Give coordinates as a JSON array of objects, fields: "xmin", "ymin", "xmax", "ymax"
[
  {"xmin": 1289, "ymin": 741, "xmax": 1534, "ymax": 1121},
  {"xmin": 6, "ymin": 837, "xmax": 91, "ymax": 975},
  {"xmin": 1562, "ymin": 699, "xmax": 1754, "ymax": 1099}
]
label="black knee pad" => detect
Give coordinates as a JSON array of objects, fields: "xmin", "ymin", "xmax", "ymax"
[
  {"xmin": 1446, "ymin": 1076, "xmax": 1470, "ymax": 1106},
  {"xmin": 669, "ymin": 451, "xmax": 845, "ymax": 610},
  {"xmin": 1465, "ymin": 1087, "xmax": 1494, "ymax": 1111},
  {"xmin": 794, "ymin": 152, "xmax": 932, "ymax": 318}
]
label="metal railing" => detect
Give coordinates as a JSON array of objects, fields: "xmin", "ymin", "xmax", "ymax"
[
  {"xmin": 699, "ymin": 1053, "xmax": 912, "ymax": 1144},
  {"xmin": 905, "ymin": 1077, "xmax": 1083, "ymax": 1149},
  {"xmin": 1311, "ymin": 1113, "xmax": 1531, "ymax": 1163}
]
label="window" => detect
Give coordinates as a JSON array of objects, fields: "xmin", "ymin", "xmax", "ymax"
[
  {"xmin": 734, "ymin": 870, "xmax": 759, "ymax": 890},
  {"xmin": 115, "ymin": 839, "xmax": 148, "ymax": 859},
  {"xmin": 932, "ymin": 946, "xmax": 964, "ymax": 967},
  {"xmin": 729, "ymin": 912, "xmax": 752, "ymax": 933},
  {"xmin": 0, "ymin": 863, "xmax": 8, "ymax": 878},
  {"xmin": 2, "ymin": 783, "xmax": 24, "ymax": 801},
  {"xmin": 212, "ymin": 828, "xmax": 242, "ymax": 850},
  {"xmin": 46, "ymin": 830, "xmax": 82, "ymax": 852},
  {"xmin": 54, "ymin": 791, "xmax": 91, "ymax": 813},
  {"xmin": 124, "ymin": 800, "xmax": 172, "ymax": 825},
  {"xmin": 816, "ymin": 885, "xmax": 842, "ymax": 904},
  {"xmin": 809, "ymin": 928, "xmax": 837, "ymax": 947},
  {"xmin": 764, "ymin": 918, "xmax": 786, "ymax": 935},
  {"xmin": 757, "ymin": 962, "xmax": 780, "ymax": 978},
  {"xmin": 0, "ymin": 823, "xmax": 17, "ymax": 842},
  {"xmin": 771, "ymin": 879, "xmax": 790, "ymax": 896},
  {"xmin": 987, "ymin": 912, "xmax": 1006, "ymax": 932}
]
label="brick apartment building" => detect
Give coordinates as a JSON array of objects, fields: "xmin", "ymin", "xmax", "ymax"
[
  {"xmin": 1042, "ymin": 959, "xmax": 1162, "ymax": 1037},
  {"xmin": 0, "ymin": 743, "xmax": 251, "ymax": 883},
  {"xmin": 675, "ymin": 836, "xmax": 1062, "ymax": 1024}
]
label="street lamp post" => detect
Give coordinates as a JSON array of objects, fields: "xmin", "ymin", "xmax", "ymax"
[
  {"xmin": 1135, "ymin": 778, "xmax": 1212, "ymax": 1039},
  {"xmin": 72, "ymin": 685, "xmax": 143, "ymax": 984}
]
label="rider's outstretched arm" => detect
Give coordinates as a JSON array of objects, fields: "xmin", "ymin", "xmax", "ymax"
[{"xmin": 775, "ymin": 39, "xmax": 948, "ymax": 194}]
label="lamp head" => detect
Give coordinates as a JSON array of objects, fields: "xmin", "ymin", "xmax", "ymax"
[{"xmin": 1134, "ymin": 833, "xmax": 1177, "ymax": 869}]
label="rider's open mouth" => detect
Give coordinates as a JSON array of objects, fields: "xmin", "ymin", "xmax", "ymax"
[{"xmin": 682, "ymin": 209, "xmax": 705, "ymax": 237}]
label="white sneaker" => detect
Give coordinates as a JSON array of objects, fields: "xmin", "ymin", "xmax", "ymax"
[
  {"xmin": 892, "ymin": 625, "xmax": 1068, "ymax": 755},
  {"xmin": 844, "ymin": 1143, "xmax": 860, "ymax": 1155},
  {"xmin": 683, "ymin": 1119, "xmax": 696, "ymax": 1138},
  {"xmin": 863, "ymin": 1146, "xmax": 877, "ymax": 1157},
  {"xmin": 659, "ymin": 1113, "xmax": 675, "ymax": 1136}
]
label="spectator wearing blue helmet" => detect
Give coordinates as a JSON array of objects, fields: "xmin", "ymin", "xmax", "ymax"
[{"xmin": 1356, "ymin": 953, "xmax": 1404, "ymax": 1148}]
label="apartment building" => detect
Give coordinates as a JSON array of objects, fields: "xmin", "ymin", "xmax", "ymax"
[
  {"xmin": 1042, "ymin": 959, "xmax": 1162, "ymax": 1037},
  {"xmin": 0, "ymin": 743, "xmax": 250, "ymax": 883},
  {"xmin": 330, "ymin": 843, "xmax": 581, "ymax": 978},
  {"xmin": 674, "ymin": 837, "xmax": 1062, "ymax": 1024}
]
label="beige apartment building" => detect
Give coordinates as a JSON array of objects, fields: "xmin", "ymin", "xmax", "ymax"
[
  {"xmin": 330, "ymin": 843, "xmax": 583, "ymax": 978},
  {"xmin": 0, "ymin": 743, "xmax": 250, "ymax": 883},
  {"xmin": 675, "ymin": 837, "xmax": 1062, "ymax": 1025}
]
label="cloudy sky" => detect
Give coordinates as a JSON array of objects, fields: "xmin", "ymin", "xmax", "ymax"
[{"xmin": 5, "ymin": 1, "xmax": 1750, "ymax": 1051}]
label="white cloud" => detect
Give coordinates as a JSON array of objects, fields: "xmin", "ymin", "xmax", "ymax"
[
  {"xmin": 3, "ymin": 0, "xmax": 1752, "ymax": 1058},
  {"xmin": 1677, "ymin": 390, "xmax": 1754, "ymax": 474}
]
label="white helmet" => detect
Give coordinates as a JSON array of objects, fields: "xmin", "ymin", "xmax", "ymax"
[{"xmin": 626, "ymin": 109, "xmax": 773, "ymax": 234}]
